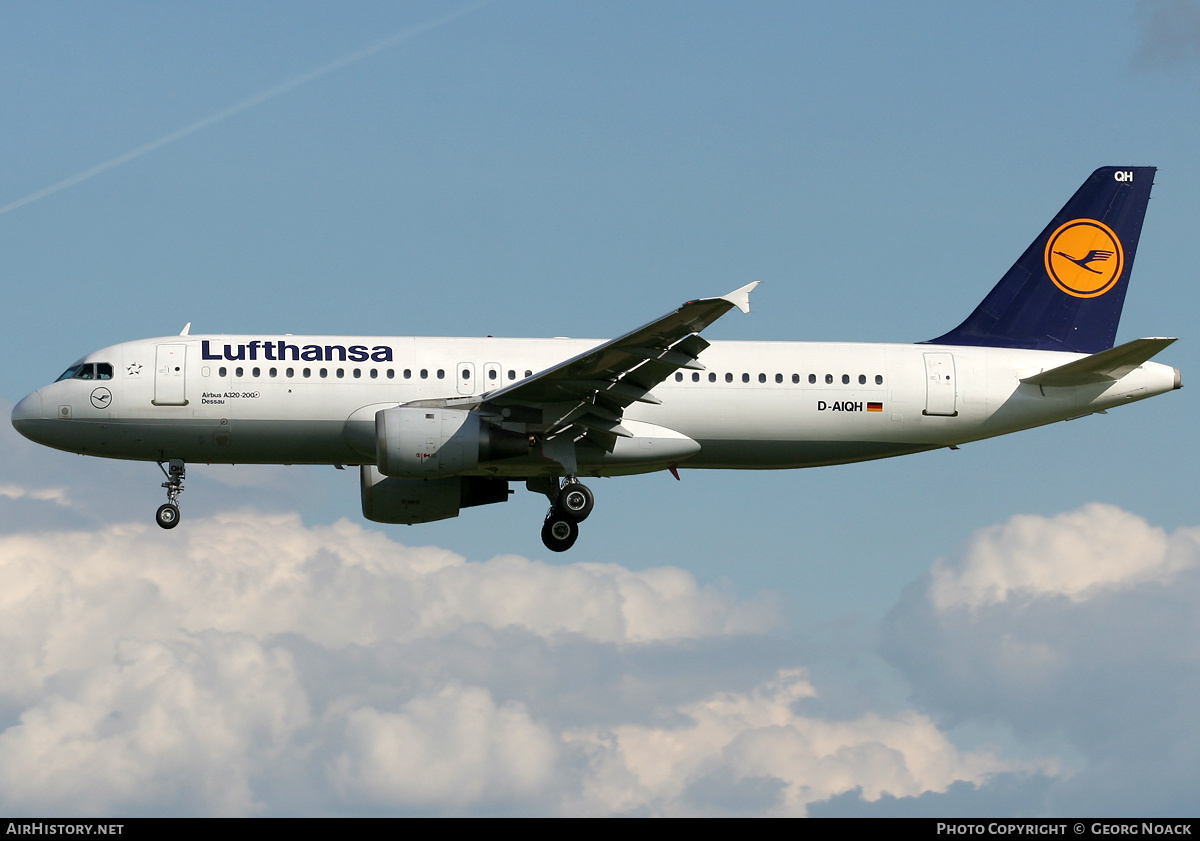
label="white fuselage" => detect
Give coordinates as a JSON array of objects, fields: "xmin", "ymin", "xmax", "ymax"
[{"xmin": 12, "ymin": 334, "xmax": 1179, "ymax": 476}]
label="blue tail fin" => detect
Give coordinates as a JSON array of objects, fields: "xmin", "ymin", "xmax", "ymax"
[{"xmin": 927, "ymin": 166, "xmax": 1155, "ymax": 354}]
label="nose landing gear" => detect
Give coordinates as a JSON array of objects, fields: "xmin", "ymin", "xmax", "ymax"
[
  {"xmin": 540, "ymin": 478, "xmax": 594, "ymax": 552},
  {"xmin": 156, "ymin": 459, "xmax": 185, "ymax": 529}
]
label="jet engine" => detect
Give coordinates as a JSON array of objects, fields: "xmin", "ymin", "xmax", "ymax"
[
  {"xmin": 375, "ymin": 407, "xmax": 530, "ymax": 478},
  {"xmin": 360, "ymin": 465, "xmax": 510, "ymax": 524}
]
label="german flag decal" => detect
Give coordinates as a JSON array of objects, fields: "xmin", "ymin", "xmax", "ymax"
[{"xmin": 867, "ymin": 402, "xmax": 883, "ymax": 412}]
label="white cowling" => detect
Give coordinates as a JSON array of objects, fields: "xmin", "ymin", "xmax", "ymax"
[{"xmin": 375, "ymin": 407, "xmax": 529, "ymax": 478}]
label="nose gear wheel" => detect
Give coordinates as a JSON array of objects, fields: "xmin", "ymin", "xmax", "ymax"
[
  {"xmin": 156, "ymin": 503, "xmax": 180, "ymax": 529},
  {"xmin": 156, "ymin": 459, "xmax": 186, "ymax": 530}
]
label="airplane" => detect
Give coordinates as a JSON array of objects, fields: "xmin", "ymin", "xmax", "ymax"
[{"xmin": 10, "ymin": 166, "xmax": 1182, "ymax": 552}]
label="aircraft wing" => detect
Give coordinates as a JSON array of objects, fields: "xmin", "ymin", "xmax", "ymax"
[{"xmin": 481, "ymin": 282, "xmax": 758, "ymax": 448}]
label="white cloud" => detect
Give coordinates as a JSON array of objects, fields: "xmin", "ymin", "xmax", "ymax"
[
  {"xmin": 0, "ymin": 510, "xmax": 776, "ymax": 664},
  {"xmin": 928, "ymin": 503, "xmax": 1198, "ymax": 610},
  {"xmin": 0, "ymin": 502, "xmax": 1038, "ymax": 816},
  {"xmin": 330, "ymin": 684, "xmax": 559, "ymax": 810},
  {"xmin": 0, "ymin": 484, "xmax": 70, "ymax": 505},
  {"xmin": 565, "ymin": 668, "xmax": 1033, "ymax": 816},
  {"xmin": 884, "ymin": 504, "xmax": 1200, "ymax": 816},
  {"xmin": 0, "ymin": 507, "xmax": 791, "ymax": 815},
  {"xmin": 0, "ymin": 631, "xmax": 310, "ymax": 816}
]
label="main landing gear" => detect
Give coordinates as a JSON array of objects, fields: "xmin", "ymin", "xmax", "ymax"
[
  {"xmin": 155, "ymin": 459, "xmax": 186, "ymax": 530},
  {"xmin": 541, "ymin": 478, "xmax": 594, "ymax": 553}
]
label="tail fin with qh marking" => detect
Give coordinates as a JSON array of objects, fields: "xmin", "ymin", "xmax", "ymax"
[{"xmin": 927, "ymin": 166, "xmax": 1155, "ymax": 354}]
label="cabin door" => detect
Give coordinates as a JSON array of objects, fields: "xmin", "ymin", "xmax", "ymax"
[
  {"xmin": 153, "ymin": 343, "xmax": 188, "ymax": 406},
  {"xmin": 923, "ymin": 352, "xmax": 957, "ymax": 416}
]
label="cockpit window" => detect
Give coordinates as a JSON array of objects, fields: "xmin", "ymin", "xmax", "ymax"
[{"xmin": 56, "ymin": 362, "xmax": 114, "ymax": 382}]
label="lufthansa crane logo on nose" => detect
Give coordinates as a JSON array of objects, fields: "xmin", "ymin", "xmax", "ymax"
[
  {"xmin": 90, "ymin": 387, "xmax": 112, "ymax": 409},
  {"xmin": 1044, "ymin": 218, "xmax": 1124, "ymax": 298}
]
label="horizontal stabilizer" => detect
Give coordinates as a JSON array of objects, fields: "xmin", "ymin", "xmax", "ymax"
[{"xmin": 1020, "ymin": 337, "xmax": 1177, "ymax": 387}]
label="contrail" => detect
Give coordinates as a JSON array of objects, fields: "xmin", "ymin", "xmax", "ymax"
[{"xmin": 0, "ymin": 0, "xmax": 495, "ymax": 216}]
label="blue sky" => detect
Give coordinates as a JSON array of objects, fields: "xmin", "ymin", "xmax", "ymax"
[{"xmin": 2, "ymin": 0, "xmax": 1199, "ymax": 816}]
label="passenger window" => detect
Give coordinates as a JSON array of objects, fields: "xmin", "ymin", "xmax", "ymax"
[
  {"xmin": 709, "ymin": 373, "xmax": 716, "ymax": 382},
  {"xmin": 354, "ymin": 369, "xmax": 362, "ymax": 379},
  {"xmin": 842, "ymin": 374, "xmax": 850, "ymax": 384},
  {"xmin": 758, "ymin": 373, "xmax": 766, "ymax": 383},
  {"xmin": 859, "ymin": 374, "xmax": 866, "ymax": 385},
  {"xmin": 420, "ymin": 369, "xmax": 428, "ymax": 379},
  {"xmin": 370, "ymin": 369, "xmax": 378, "ymax": 379},
  {"xmin": 437, "ymin": 369, "xmax": 445, "ymax": 379},
  {"xmin": 775, "ymin": 373, "xmax": 783, "ymax": 384},
  {"xmin": 825, "ymin": 374, "xmax": 833, "ymax": 384},
  {"xmin": 792, "ymin": 374, "xmax": 800, "ymax": 384},
  {"xmin": 808, "ymin": 374, "xmax": 816, "ymax": 384},
  {"xmin": 336, "ymin": 369, "xmax": 344, "ymax": 378},
  {"xmin": 508, "ymin": 370, "xmax": 516, "ymax": 380},
  {"xmin": 303, "ymin": 368, "xmax": 311, "ymax": 378},
  {"xmin": 675, "ymin": 373, "xmax": 683, "ymax": 382},
  {"xmin": 488, "ymin": 369, "xmax": 497, "ymax": 381},
  {"xmin": 875, "ymin": 375, "xmax": 883, "ymax": 385},
  {"xmin": 725, "ymin": 373, "xmax": 733, "ymax": 383},
  {"xmin": 235, "ymin": 367, "xmax": 244, "ymax": 377},
  {"xmin": 286, "ymin": 368, "xmax": 294, "ymax": 378},
  {"xmin": 692, "ymin": 372, "xmax": 700, "ymax": 382},
  {"xmin": 742, "ymin": 373, "xmax": 750, "ymax": 383},
  {"xmin": 320, "ymin": 368, "xmax": 328, "ymax": 378},
  {"xmin": 404, "ymin": 369, "xmax": 411, "ymax": 379},
  {"xmin": 462, "ymin": 369, "xmax": 470, "ymax": 380},
  {"xmin": 219, "ymin": 367, "xmax": 228, "ymax": 377},
  {"xmin": 269, "ymin": 368, "xmax": 278, "ymax": 378},
  {"xmin": 252, "ymin": 367, "xmax": 261, "ymax": 377},
  {"xmin": 525, "ymin": 370, "xmax": 532, "ymax": 378},
  {"xmin": 387, "ymin": 369, "xmax": 395, "ymax": 379}
]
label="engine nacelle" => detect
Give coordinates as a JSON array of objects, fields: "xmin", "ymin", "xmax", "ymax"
[
  {"xmin": 360, "ymin": 466, "xmax": 510, "ymax": 524},
  {"xmin": 375, "ymin": 407, "xmax": 529, "ymax": 478}
]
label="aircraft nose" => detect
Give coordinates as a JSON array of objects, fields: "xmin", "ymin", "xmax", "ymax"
[{"xmin": 11, "ymin": 389, "xmax": 45, "ymax": 440}]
